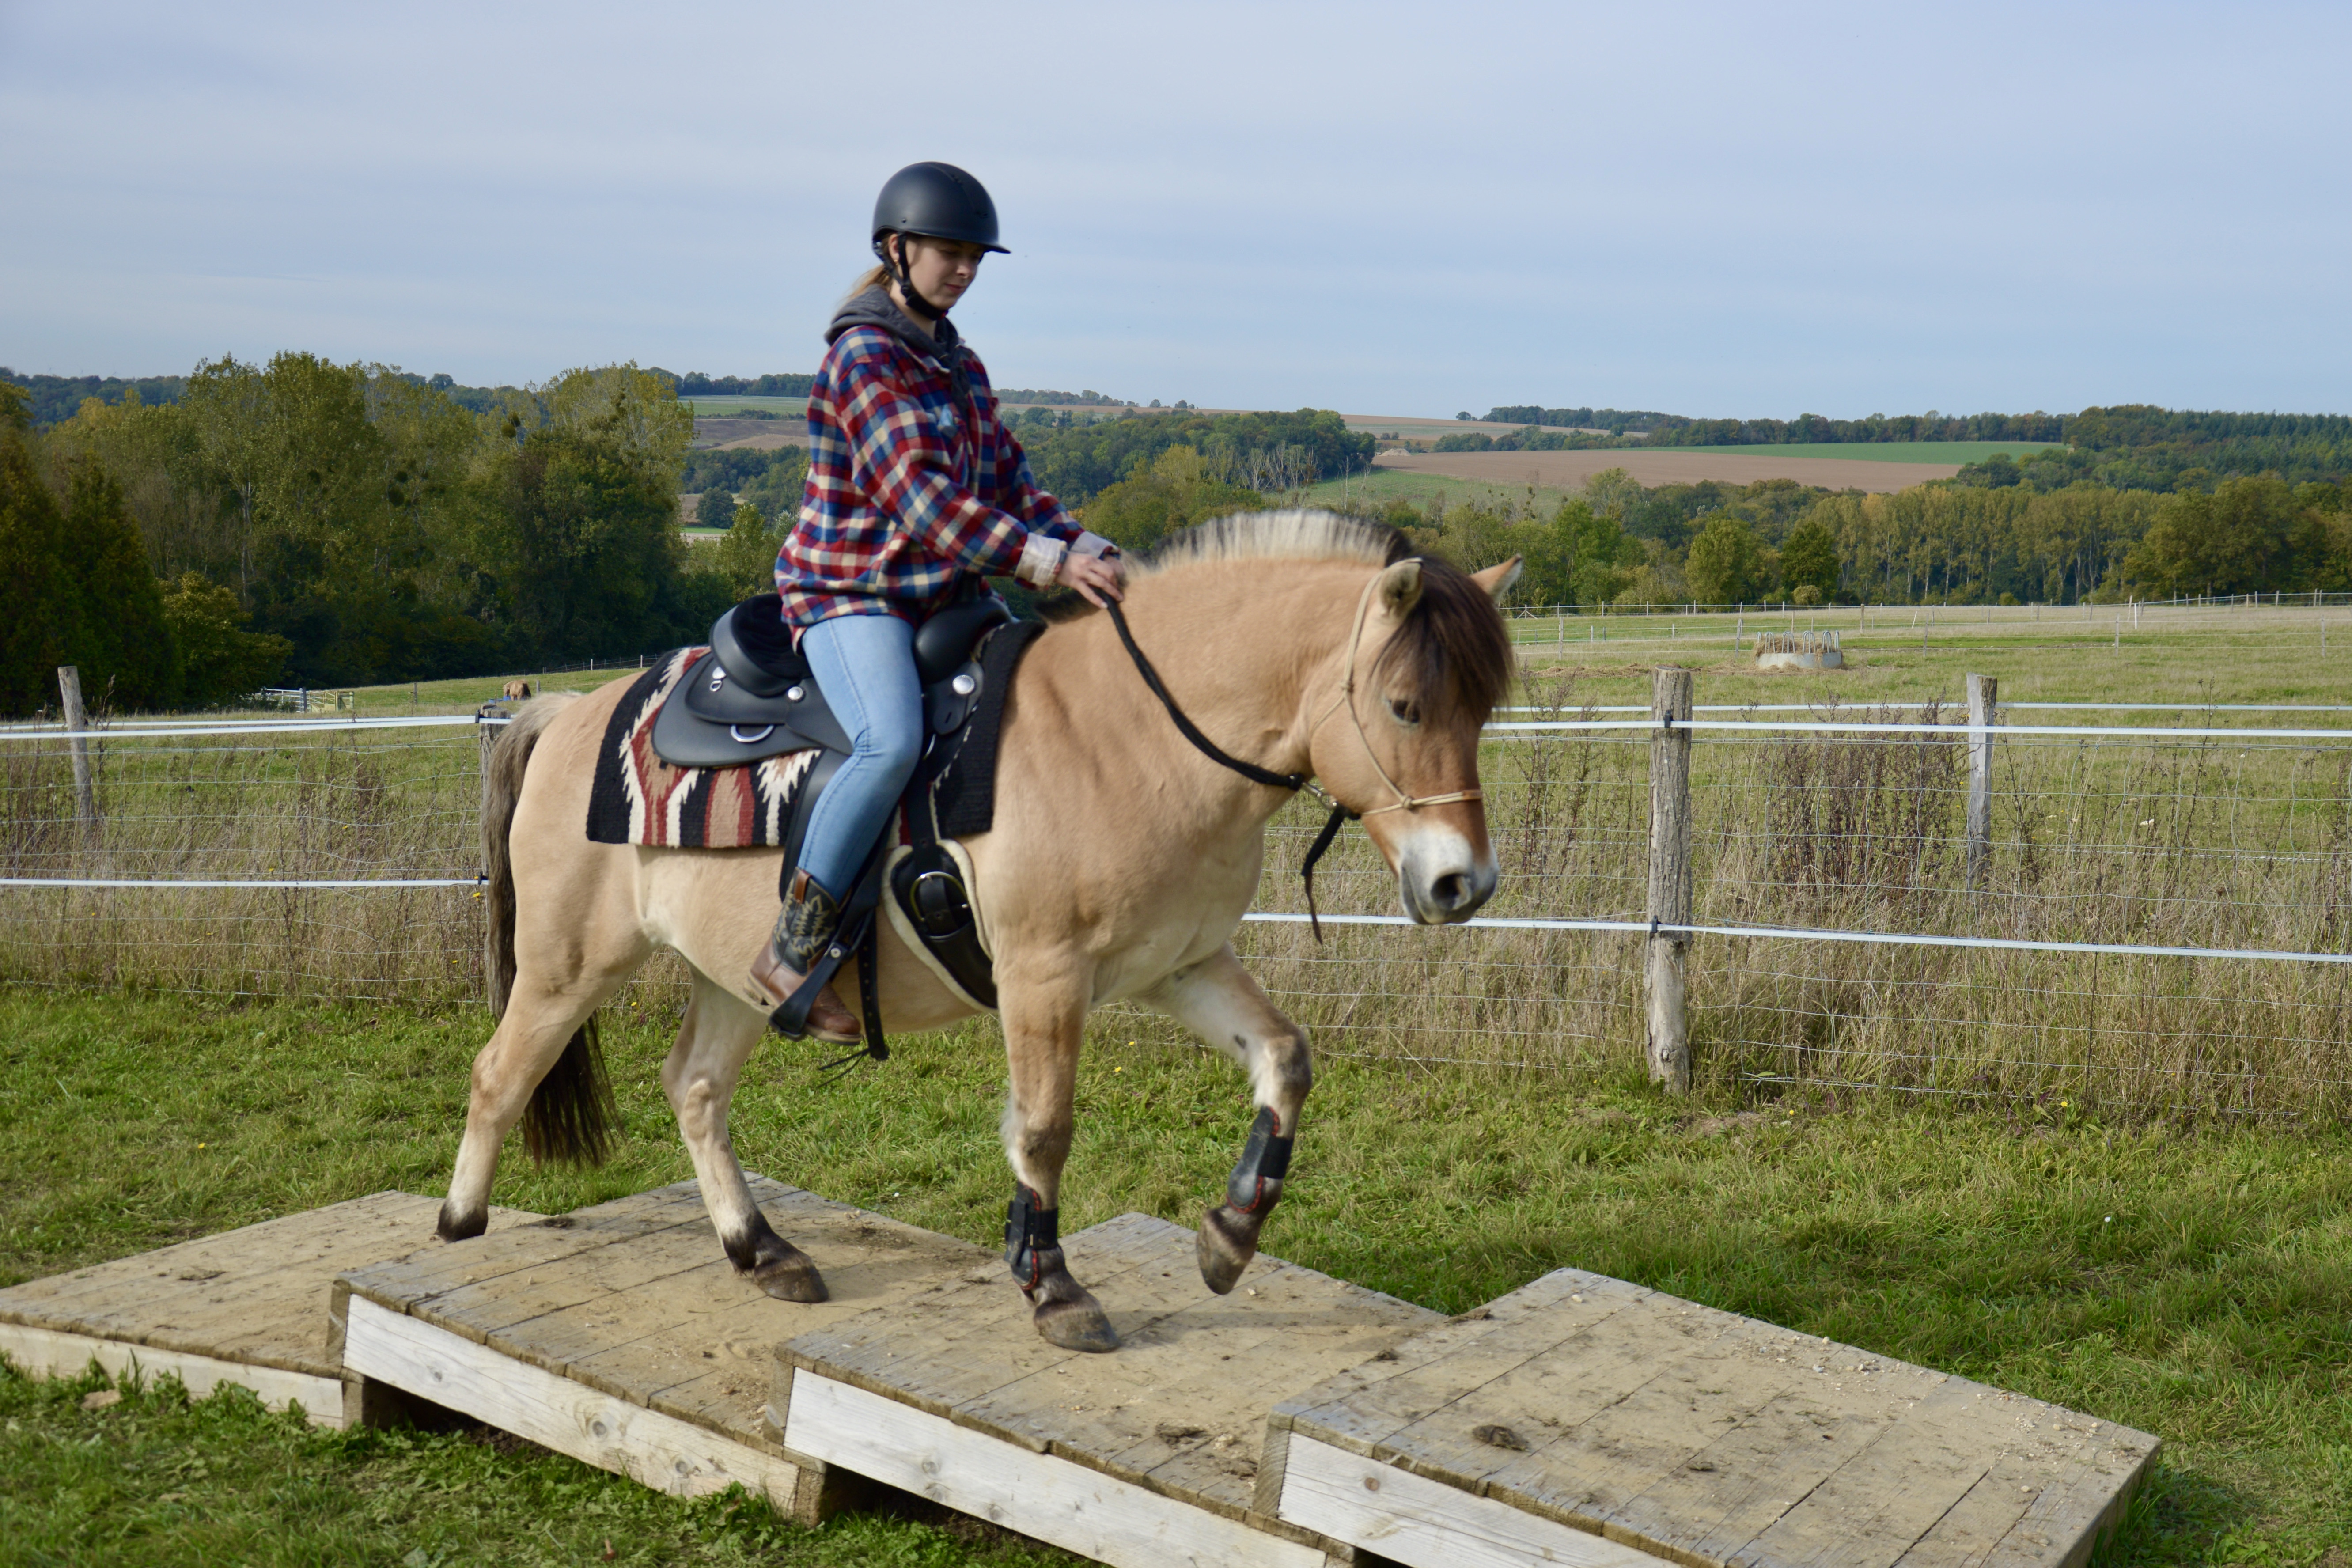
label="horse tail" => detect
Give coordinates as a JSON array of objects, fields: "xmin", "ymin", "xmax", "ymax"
[{"xmin": 480, "ymin": 692, "xmax": 615, "ymax": 1167}]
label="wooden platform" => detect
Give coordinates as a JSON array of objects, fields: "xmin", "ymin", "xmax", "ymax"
[
  {"xmin": 4, "ymin": 1182, "xmax": 2157, "ymax": 1566},
  {"xmin": 0, "ymin": 1191, "xmax": 536, "ymax": 1427},
  {"xmin": 774, "ymin": 1211, "xmax": 1442, "ymax": 1568},
  {"xmin": 332, "ymin": 1176, "xmax": 995, "ymax": 1521},
  {"xmin": 1259, "ymin": 1266, "xmax": 2159, "ymax": 1568}
]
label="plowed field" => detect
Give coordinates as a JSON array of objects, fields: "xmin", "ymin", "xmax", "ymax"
[{"xmin": 1375, "ymin": 448, "xmax": 1960, "ymax": 492}]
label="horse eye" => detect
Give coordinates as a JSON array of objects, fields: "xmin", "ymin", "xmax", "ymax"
[{"xmin": 1388, "ymin": 697, "xmax": 1420, "ymax": 725}]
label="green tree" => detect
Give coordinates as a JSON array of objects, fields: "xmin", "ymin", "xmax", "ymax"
[
  {"xmin": 60, "ymin": 461, "xmax": 181, "ymax": 710},
  {"xmin": 160, "ymin": 573, "xmax": 292, "ymax": 704},
  {"xmin": 0, "ymin": 385, "xmax": 77, "ymax": 716},
  {"xmin": 702, "ymin": 501, "xmax": 783, "ymax": 602},
  {"xmin": 475, "ymin": 364, "xmax": 697, "ymax": 662},
  {"xmin": 1780, "ymin": 517, "xmax": 1840, "ymax": 601},
  {"xmin": 1684, "ymin": 513, "xmax": 1772, "ymax": 605},
  {"xmin": 2114, "ymin": 477, "xmax": 2299, "ymax": 599},
  {"xmin": 1079, "ymin": 446, "xmax": 1265, "ymax": 555}
]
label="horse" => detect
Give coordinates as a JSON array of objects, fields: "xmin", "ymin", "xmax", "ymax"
[
  {"xmin": 441, "ymin": 511, "xmax": 1519, "ymax": 1352},
  {"xmin": 502, "ymin": 678, "xmax": 533, "ymax": 700}
]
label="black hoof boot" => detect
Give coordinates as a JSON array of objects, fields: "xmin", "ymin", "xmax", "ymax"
[
  {"xmin": 1197, "ymin": 1204, "xmax": 1265, "ymax": 1295},
  {"xmin": 436, "ymin": 1201, "xmax": 488, "ymax": 1243},
  {"xmin": 1007, "ymin": 1182, "xmax": 1118, "ymax": 1353},
  {"xmin": 729, "ymin": 1216, "xmax": 829, "ymax": 1303},
  {"xmin": 1198, "ymin": 1106, "xmax": 1292, "ymax": 1294}
]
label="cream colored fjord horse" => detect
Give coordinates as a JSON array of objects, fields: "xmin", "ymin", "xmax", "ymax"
[{"xmin": 442, "ymin": 511, "xmax": 1520, "ymax": 1352}]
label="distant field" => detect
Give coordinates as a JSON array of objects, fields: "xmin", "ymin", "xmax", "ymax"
[
  {"xmin": 1378, "ymin": 448, "xmax": 1962, "ymax": 492},
  {"xmin": 682, "ymin": 394, "xmax": 807, "ymax": 416},
  {"xmin": 1662, "ymin": 440, "xmax": 2061, "ymax": 464}
]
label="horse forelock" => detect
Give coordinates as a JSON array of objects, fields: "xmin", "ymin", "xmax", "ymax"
[{"xmin": 1371, "ymin": 553, "xmax": 1514, "ymax": 727}]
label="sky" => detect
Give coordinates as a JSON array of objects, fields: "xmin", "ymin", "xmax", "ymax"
[{"xmin": 2, "ymin": 1, "xmax": 2346, "ymax": 420}]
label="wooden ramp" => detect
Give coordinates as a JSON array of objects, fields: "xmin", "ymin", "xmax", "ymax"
[
  {"xmin": 1258, "ymin": 1266, "xmax": 2159, "ymax": 1568},
  {"xmin": 774, "ymin": 1211, "xmax": 1442, "ymax": 1568},
  {"xmin": 0, "ymin": 1191, "xmax": 536, "ymax": 1427},
  {"xmin": 332, "ymin": 1176, "xmax": 994, "ymax": 1522}
]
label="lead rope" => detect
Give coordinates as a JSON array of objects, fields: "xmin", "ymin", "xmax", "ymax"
[{"xmin": 1106, "ymin": 566, "xmax": 1480, "ymax": 943}]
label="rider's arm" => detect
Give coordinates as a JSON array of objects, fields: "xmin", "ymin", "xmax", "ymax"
[
  {"xmin": 971, "ymin": 366, "xmax": 1119, "ymax": 567},
  {"xmin": 833, "ymin": 336, "xmax": 1066, "ymax": 589}
]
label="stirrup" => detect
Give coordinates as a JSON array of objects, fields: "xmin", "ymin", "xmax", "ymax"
[{"xmin": 751, "ymin": 940, "xmax": 862, "ymax": 1044}]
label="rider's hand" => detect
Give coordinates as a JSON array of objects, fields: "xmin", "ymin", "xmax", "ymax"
[{"xmin": 1057, "ymin": 549, "xmax": 1125, "ymax": 608}]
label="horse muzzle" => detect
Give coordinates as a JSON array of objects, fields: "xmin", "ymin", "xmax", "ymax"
[{"xmin": 1394, "ymin": 825, "xmax": 1497, "ymax": 924}]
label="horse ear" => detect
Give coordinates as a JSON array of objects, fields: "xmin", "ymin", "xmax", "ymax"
[
  {"xmin": 1375, "ymin": 559, "xmax": 1424, "ymax": 619},
  {"xmin": 1472, "ymin": 556, "xmax": 1524, "ymax": 605}
]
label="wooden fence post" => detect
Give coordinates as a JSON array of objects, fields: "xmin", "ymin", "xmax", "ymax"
[
  {"xmin": 1645, "ymin": 666, "xmax": 1693, "ymax": 1093},
  {"xmin": 1966, "ymin": 672, "xmax": 1996, "ymax": 890},
  {"xmin": 57, "ymin": 666, "xmax": 100, "ymax": 841}
]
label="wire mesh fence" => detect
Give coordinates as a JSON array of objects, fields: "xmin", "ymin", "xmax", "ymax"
[{"xmin": 6, "ymin": 692, "xmax": 2348, "ymax": 1119}]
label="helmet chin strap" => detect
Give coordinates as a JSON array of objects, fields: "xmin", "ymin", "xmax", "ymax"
[{"xmin": 879, "ymin": 233, "xmax": 949, "ymax": 322}]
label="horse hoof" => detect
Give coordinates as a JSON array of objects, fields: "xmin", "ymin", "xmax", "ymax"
[
  {"xmin": 1196, "ymin": 1204, "xmax": 1261, "ymax": 1295},
  {"xmin": 749, "ymin": 1251, "xmax": 829, "ymax": 1303},
  {"xmin": 436, "ymin": 1201, "xmax": 488, "ymax": 1244},
  {"xmin": 1034, "ymin": 1294, "xmax": 1119, "ymax": 1353}
]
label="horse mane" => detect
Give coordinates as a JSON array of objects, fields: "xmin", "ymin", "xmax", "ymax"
[{"xmin": 1042, "ymin": 508, "xmax": 1513, "ymax": 724}]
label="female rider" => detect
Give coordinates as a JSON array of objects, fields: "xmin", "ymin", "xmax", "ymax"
[{"xmin": 750, "ymin": 162, "xmax": 1124, "ymax": 1042}]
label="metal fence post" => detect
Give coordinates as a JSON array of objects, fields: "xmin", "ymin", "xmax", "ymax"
[
  {"xmin": 57, "ymin": 666, "xmax": 100, "ymax": 841},
  {"xmin": 1966, "ymin": 672, "xmax": 1996, "ymax": 890},
  {"xmin": 1645, "ymin": 665, "xmax": 1693, "ymax": 1092}
]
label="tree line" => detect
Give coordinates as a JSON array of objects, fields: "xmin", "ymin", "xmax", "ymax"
[
  {"xmin": 1456, "ymin": 401, "xmax": 2352, "ymax": 492},
  {"xmin": 0, "ymin": 355, "xmax": 742, "ymax": 715},
  {"xmin": 1349, "ymin": 469, "xmax": 2350, "ymax": 610}
]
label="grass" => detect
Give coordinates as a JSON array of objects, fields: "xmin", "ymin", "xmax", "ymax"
[
  {"xmin": 2, "ymin": 990, "xmax": 2349, "ymax": 1562},
  {"xmin": 684, "ymin": 397, "xmax": 809, "ymax": 418}
]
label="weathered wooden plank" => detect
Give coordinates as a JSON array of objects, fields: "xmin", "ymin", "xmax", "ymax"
[
  {"xmin": 1273, "ymin": 1272, "xmax": 1654, "ymax": 1460},
  {"xmin": 341, "ymin": 1295, "xmax": 820, "ymax": 1519},
  {"xmin": 1890, "ymin": 1423, "xmax": 2156, "ymax": 1568},
  {"xmin": 1730, "ymin": 1376, "xmax": 2020, "ymax": 1566},
  {"xmin": 0, "ymin": 1191, "xmax": 436, "ymax": 1337},
  {"xmin": 1275, "ymin": 1432, "xmax": 1675, "ymax": 1568},
  {"xmin": 334, "ymin": 1184, "xmax": 710, "ymax": 1326},
  {"xmin": 783, "ymin": 1368, "xmax": 1336, "ymax": 1568},
  {"xmin": 1275, "ymin": 1267, "xmax": 2158, "ymax": 1568},
  {"xmin": 0, "ymin": 1320, "xmax": 348, "ymax": 1427},
  {"xmin": 0, "ymin": 1193, "xmax": 537, "ymax": 1377}
]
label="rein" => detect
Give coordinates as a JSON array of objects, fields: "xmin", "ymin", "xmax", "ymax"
[{"xmin": 1102, "ymin": 565, "xmax": 1481, "ymax": 941}]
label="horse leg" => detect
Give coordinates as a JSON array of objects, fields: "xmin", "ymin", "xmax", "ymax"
[
  {"xmin": 663, "ymin": 970, "xmax": 826, "ymax": 1303},
  {"xmin": 1143, "ymin": 945, "xmax": 1312, "ymax": 1294},
  {"xmin": 998, "ymin": 958, "xmax": 1117, "ymax": 1352},
  {"xmin": 437, "ymin": 966, "xmax": 627, "ymax": 1242}
]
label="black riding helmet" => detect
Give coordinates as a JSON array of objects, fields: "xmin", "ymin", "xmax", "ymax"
[{"xmin": 871, "ymin": 162, "xmax": 1006, "ymax": 319}]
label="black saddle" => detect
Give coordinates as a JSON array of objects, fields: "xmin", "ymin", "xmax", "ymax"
[
  {"xmin": 649, "ymin": 591, "xmax": 1019, "ymax": 1051},
  {"xmin": 651, "ymin": 591, "xmax": 1010, "ymax": 771}
]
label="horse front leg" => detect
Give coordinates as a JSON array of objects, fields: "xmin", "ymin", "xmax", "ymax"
[
  {"xmin": 1144, "ymin": 945, "xmax": 1312, "ymax": 1294},
  {"xmin": 664, "ymin": 971, "xmax": 826, "ymax": 1303},
  {"xmin": 998, "ymin": 955, "xmax": 1117, "ymax": 1352}
]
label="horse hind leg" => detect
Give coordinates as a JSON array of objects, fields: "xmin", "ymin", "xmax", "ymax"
[
  {"xmin": 1143, "ymin": 947, "xmax": 1312, "ymax": 1294},
  {"xmin": 664, "ymin": 970, "xmax": 826, "ymax": 1303},
  {"xmin": 438, "ymin": 973, "xmax": 625, "ymax": 1243}
]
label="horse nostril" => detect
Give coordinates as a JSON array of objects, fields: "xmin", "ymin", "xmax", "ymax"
[{"xmin": 1432, "ymin": 872, "xmax": 1468, "ymax": 909}]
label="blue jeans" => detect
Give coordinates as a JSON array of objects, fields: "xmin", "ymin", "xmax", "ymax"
[{"xmin": 795, "ymin": 612, "xmax": 924, "ymax": 897}]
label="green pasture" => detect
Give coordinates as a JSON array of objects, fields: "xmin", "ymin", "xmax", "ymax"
[
  {"xmin": 1295, "ymin": 464, "xmax": 1579, "ymax": 513},
  {"xmin": 320, "ymin": 598, "xmax": 2352, "ymax": 718},
  {"xmin": 685, "ymin": 396, "xmax": 809, "ymax": 418},
  {"xmin": 2, "ymin": 991, "xmax": 2348, "ymax": 1563},
  {"xmin": 1658, "ymin": 440, "xmax": 2065, "ymax": 464}
]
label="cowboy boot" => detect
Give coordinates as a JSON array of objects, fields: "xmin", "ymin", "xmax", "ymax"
[{"xmin": 750, "ymin": 869, "xmax": 863, "ymax": 1043}]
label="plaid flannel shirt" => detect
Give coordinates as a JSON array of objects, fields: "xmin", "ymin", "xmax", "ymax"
[{"xmin": 776, "ymin": 320, "xmax": 1102, "ymax": 628}]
